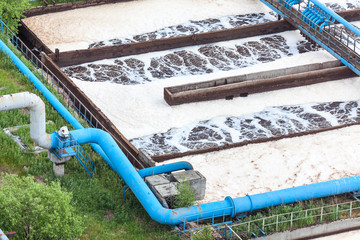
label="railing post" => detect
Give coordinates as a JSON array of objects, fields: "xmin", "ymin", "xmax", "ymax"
[
  {"xmin": 350, "ymin": 202, "xmax": 353, "ymax": 217},
  {"xmin": 262, "ymin": 218, "xmax": 265, "ymax": 232},
  {"xmin": 336, "ymin": 204, "xmax": 339, "ymax": 220},
  {"xmin": 320, "ymin": 206, "xmax": 323, "ymax": 222},
  {"xmin": 290, "ymin": 212, "xmax": 293, "ymax": 229},
  {"xmin": 276, "ymin": 215, "xmax": 279, "ymax": 232}
]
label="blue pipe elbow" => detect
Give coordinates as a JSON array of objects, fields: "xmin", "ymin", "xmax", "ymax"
[
  {"xmin": 138, "ymin": 161, "xmax": 193, "ymax": 178},
  {"xmin": 0, "ymin": 38, "xmax": 110, "ymax": 164},
  {"xmin": 319, "ymin": 21, "xmax": 329, "ymax": 32},
  {"xmin": 301, "ymin": 8, "xmax": 310, "ymax": 20}
]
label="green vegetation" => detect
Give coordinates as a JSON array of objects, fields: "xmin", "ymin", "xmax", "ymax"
[
  {"xmin": 0, "ymin": 38, "xmax": 179, "ymax": 239},
  {"xmin": 29, "ymin": 0, "xmax": 98, "ymax": 8},
  {"xmin": 0, "ymin": 174, "xmax": 84, "ymax": 239},
  {"xmin": 174, "ymin": 178, "xmax": 196, "ymax": 208},
  {"xmin": 192, "ymin": 227, "xmax": 214, "ymax": 240},
  {"xmin": 227, "ymin": 195, "xmax": 360, "ymax": 238},
  {"xmin": 0, "ymin": 0, "xmax": 30, "ymax": 33}
]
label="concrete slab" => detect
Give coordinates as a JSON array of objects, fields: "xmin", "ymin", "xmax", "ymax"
[{"xmin": 171, "ymin": 170, "xmax": 206, "ymax": 200}]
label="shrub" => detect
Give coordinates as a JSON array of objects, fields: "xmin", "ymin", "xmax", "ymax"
[
  {"xmin": 173, "ymin": 178, "xmax": 196, "ymax": 208},
  {"xmin": 192, "ymin": 227, "xmax": 214, "ymax": 240},
  {"xmin": 0, "ymin": 174, "xmax": 84, "ymax": 240},
  {"xmin": 0, "ymin": 0, "xmax": 30, "ymax": 34}
]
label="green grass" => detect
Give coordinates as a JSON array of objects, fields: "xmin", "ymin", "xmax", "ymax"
[
  {"xmin": 0, "ymin": 38, "xmax": 179, "ymax": 239},
  {"xmin": 30, "ymin": 0, "xmax": 100, "ymax": 7}
]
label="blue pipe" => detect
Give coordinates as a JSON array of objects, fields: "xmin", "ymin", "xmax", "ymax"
[
  {"xmin": 319, "ymin": 18, "xmax": 330, "ymax": 32},
  {"xmin": 310, "ymin": 0, "xmax": 360, "ymax": 37},
  {"xmin": 301, "ymin": 8, "xmax": 310, "ymax": 21},
  {"xmin": 52, "ymin": 128, "xmax": 360, "ymax": 225},
  {"xmin": 138, "ymin": 161, "xmax": 193, "ymax": 178},
  {"xmin": 303, "ymin": 7, "xmax": 313, "ymax": 18},
  {"xmin": 0, "ymin": 38, "xmax": 112, "ymax": 166},
  {"xmin": 309, "ymin": 11, "xmax": 319, "ymax": 22},
  {"xmin": 306, "ymin": 11, "xmax": 316, "ymax": 23}
]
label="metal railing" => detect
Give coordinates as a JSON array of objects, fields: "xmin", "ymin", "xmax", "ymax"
[
  {"xmin": 0, "ymin": 16, "xmax": 144, "ymax": 168},
  {"xmin": 188, "ymin": 200, "xmax": 360, "ymax": 239},
  {"xmin": 262, "ymin": 0, "xmax": 360, "ymax": 75}
]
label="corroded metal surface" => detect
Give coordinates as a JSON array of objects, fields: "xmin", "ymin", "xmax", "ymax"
[
  {"xmin": 47, "ymin": 9, "xmax": 360, "ymax": 67},
  {"xmin": 164, "ymin": 65, "xmax": 355, "ymax": 105}
]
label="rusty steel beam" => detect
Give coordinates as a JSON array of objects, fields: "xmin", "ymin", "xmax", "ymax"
[
  {"xmin": 152, "ymin": 121, "xmax": 360, "ymax": 162},
  {"xmin": 19, "ymin": 19, "xmax": 53, "ymax": 55},
  {"xmin": 164, "ymin": 64, "xmax": 356, "ymax": 105},
  {"xmin": 24, "ymin": 0, "xmax": 134, "ymax": 17},
  {"xmin": 45, "ymin": 9, "xmax": 360, "ymax": 67}
]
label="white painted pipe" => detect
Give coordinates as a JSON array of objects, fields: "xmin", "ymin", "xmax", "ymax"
[
  {"xmin": 0, "ymin": 229, "xmax": 9, "ymax": 240},
  {"xmin": 0, "ymin": 92, "xmax": 51, "ymax": 149}
]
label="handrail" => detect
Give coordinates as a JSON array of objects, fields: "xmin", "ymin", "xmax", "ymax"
[
  {"xmin": 210, "ymin": 200, "xmax": 359, "ymax": 238},
  {"xmin": 0, "ymin": 15, "xmax": 145, "ymax": 168}
]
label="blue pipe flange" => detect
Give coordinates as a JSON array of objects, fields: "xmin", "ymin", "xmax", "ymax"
[
  {"xmin": 246, "ymin": 194, "xmax": 254, "ymax": 213},
  {"xmin": 225, "ymin": 196, "xmax": 236, "ymax": 218}
]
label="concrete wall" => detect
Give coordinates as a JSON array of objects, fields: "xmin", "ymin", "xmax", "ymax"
[
  {"xmin": 266, "ymin": 217, "xmax": 360, "ymax": 240},
  {"xmin": 24, "ymin": 0, "xmax": 134, "ymax": 17},
  {"xmin": 164, "ymin": 61, "xmax": 356, "ymax": 106},
  {"xmin": 43, "ymin": 9, "xmax": 360, "ymax": 67}
]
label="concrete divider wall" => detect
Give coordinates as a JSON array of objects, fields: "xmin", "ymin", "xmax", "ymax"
[
  {"xmin": 152, "ymin": 121, "xmax": 360, "ymax": 162},
  {"xmin": 49, "ymin": 20, "xmax": 295, "ymax": 67},
  {"xmin": 19, "ymin": 20, "xmax": 53, "ymax": 55},
  {"xmin": 166, "ymin": 60, "xmax": 342, "ymax": 94},
  {"xmin": 267, "ymin": 217, "xmax": 360, "ymax": 240},
  {"xmin": 24, "ymin": 0, "xmax": 134, "ymax": 17},
  {"xmin": 164, "ymin": 60, "xmax": 356, "ymax": 106},
  {"xmin": 40, "ymin": 9, "xmax": 360, "ymax": 67}
]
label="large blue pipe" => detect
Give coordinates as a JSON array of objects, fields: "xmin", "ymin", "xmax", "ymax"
[
  {"xmin": 52, "ymin": 128, "xmax": 360, "ymax": 225},
  {"xmin": 138, "ymin": 161, "xmax": 193, "ymax": 178},
  {"xmin": 0, "ymin": 38, "xmax": 111, "ymax": 166}
]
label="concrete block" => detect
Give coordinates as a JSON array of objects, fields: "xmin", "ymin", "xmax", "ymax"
[
  {"xmin": 53, "ymin": 162, "xmax": 65, "ymax": 177},
  {"xmin": 145, "ymin": 174, "xmax": 170, "ymax": 186},
  {"xmin": 48, "ymin": 152, "xmax": 67, "ymax": 177},
  {"xmin": 139, "ymin": 148, "xmax": 156, "ymax": 167},
  {"xmin": 145, "ymin": 174, "xmax": 179, "ymax": 208},
  {"xmin": 171, "ymin": 170, "xmax": 206, "ymax": 200},
  {"xmin": 153, "ymin": 182, "xmax": 179, "ymax": 198}
]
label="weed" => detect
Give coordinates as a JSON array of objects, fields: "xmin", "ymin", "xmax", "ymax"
[{"xmin": 173, "ymin": 175, "xmax": 196, "ymax": 208}]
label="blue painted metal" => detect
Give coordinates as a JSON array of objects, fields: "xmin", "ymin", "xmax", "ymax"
[
  {"xmin": 0, "ymin": 38, "xmax": 111, "ymax": 167},
  {"xmin": 50, "ymin": 128, "xmax": 360, "ymax": 225},
  {"xmin": 260, "ymin": 0, "xmax": 360, "ymax": 76},
  {"xmin": 138, "ymin": 161, "xmax": 193, "ymax": 178},
  {"xmin": 52, "ymin": 134, "xmax": 95, "ymax": 177},
  {"xmin": 310, "ymin": 0, "xmax": 360, "ymax": 37},
  {"xmin": 74, "ymin": 143, "xmax": 96, "ymax": 177}
]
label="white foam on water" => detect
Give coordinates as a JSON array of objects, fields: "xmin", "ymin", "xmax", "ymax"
[
  {"xmin": 63, "ymin": 30, "xmax": 304, "ymax": 84},
  {"xmin": 71, "ymin": 50, "xmax": 360, "ymax": 139},
  {"xmin": 23, "ymin": 0, "xmax": 272, "ymax": 52}
]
